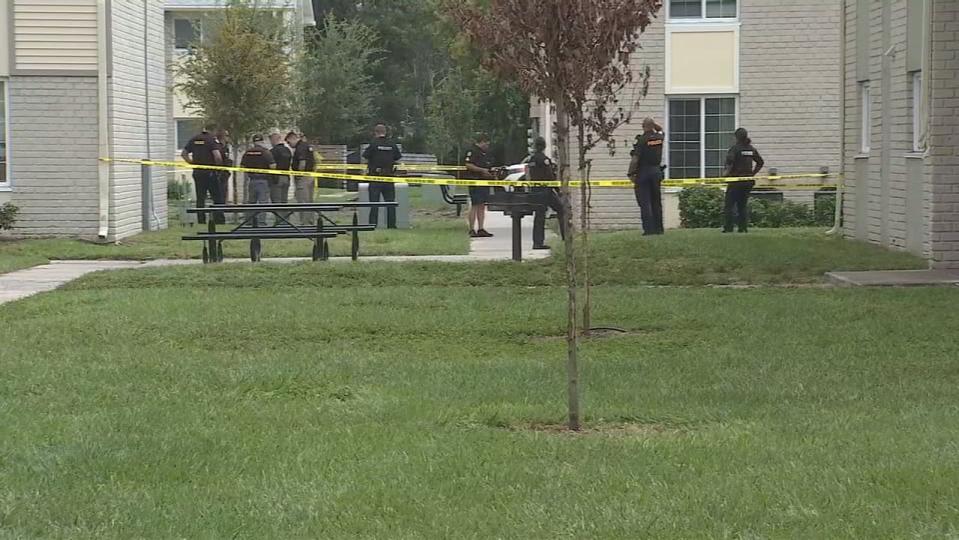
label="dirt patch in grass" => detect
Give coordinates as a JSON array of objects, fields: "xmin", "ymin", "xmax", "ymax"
[
  {"xmin": 507, "ymin": 421, "xmax": 684, "ymax": 438},
  {"xmin": 526, "ymin": 328, "xmax": 659, "ymax": 343}
]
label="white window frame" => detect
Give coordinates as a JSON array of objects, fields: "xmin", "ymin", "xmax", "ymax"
[
  {"xmin": 173, "ymin": 17, "xmax": 202, "ymax": 52},
  {"xmin": 663, "ymin": 94, "xmax": 740, "ymax": 179},
  {"xmin": 175, "ymin": 118, "xmax": 204, "ymax": 151},
  {"xmin": 860, "ymin": 81, "xmax": 871, "ymax": 154},
  {"xmin": 0, "ymin": 80, "xmax": 10, "ymax": 190},
  {"xmin": 667, "ymin": 0, "xmax": 739, "ymax": 22},
  {"xmin": 911, "ymin": 71, "xmax": 923, "ymax": 152}
]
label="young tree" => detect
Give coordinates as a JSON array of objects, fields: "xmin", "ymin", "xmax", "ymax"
[
  {"xmin": 296, "ymin": 15, "xmax": 383, "ymax": 145},
  {"xmin": 445, "ymin": 0, "xmax": 662, "ymax": 431},
  {"xmin": 174, "ymin": 0, "xmax": 294, "ymax": 141},
  {"xmin": 426, "ymin": 69, "xmax": 478, "ymax": 164}
]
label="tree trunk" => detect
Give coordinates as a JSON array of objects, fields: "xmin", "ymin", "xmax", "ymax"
[
  {"xmin": 583, "ymin": 160, "xmax": 593, "ymax": 334},
  {"xmin": 576, "ymin": 118, "xmax": 592, "ymax": 335},
  {"xmin": 554, "ymin": 99, "xmax": 580, "ymax": 432}
]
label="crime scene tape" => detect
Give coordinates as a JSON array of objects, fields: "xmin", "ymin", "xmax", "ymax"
[{"xmin": 99, "ymin": 158, "xmax": 840, "ymax": 190}]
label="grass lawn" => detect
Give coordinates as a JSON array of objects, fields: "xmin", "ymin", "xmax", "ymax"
[
  {"xmin": 2, "ymin": 264, "xmax": 958, "ymax": 537},
  {"xmin": 0, "ymin": 211, "xmax": 468, "ymax": 273}
]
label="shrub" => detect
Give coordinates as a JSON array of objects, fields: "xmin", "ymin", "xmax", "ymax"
[
  {"xmin": 0, "ymin": 202, "xmax": 19, "ymax": 230},
  {"xmin": 679, "ymin": 186, "xmax": 835, "ymax": 229},
  {"xmin": 168, "ymin": 179, "xmax": 192, "ymax": 201},
  {"xmin": 678, "ymin": 186, "xmax": 724, "ymax": 229}
]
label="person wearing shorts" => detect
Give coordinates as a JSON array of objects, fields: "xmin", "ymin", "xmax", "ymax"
[{"xmin": 464, "ymin": 133, "xmax": 495, "ymax": 238}]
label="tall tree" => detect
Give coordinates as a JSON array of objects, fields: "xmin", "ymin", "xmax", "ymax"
[
  {"xmin": 446, "ymin": 0, "xmax": 662, "ymax": 431},
  {"xmin": 297, "ymin": 14, "xmax": 382, "ymax": 144},
  {"xmin": 174, "ymin": 0, "xmax": 294, "ymax": 141},
  {"xmin": 426, "ymin": 69, "xmax": 478, "ymax": 164}
]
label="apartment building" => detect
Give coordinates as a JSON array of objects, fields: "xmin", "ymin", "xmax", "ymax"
[
  {"xmin": 842, "ymin": 0, "xmax": 959, "ymax": 268},
  {"xmin": 0, "ymin": 0, "xmax": 168, "ymax": 239},
  {"xmin": 531, "ymin": 0, "xmax": 843, "ymax": 230}
]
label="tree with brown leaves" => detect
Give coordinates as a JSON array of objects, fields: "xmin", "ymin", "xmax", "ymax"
[{"xmin": 444, "ymin": 0, "xmax": 662, "ymax": 430}]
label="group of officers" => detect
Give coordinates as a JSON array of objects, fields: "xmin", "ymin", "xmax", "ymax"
[
  {"xmin": 629, "ymin": 118, "xmax": 766, "ymax": 235},
  {"xmin": 182, "ymin": 117, "xmax": 765, "ymax": 243},
  {"xmin": 181, "ymin": 125, "xmax": 317, "ymax": 226}
]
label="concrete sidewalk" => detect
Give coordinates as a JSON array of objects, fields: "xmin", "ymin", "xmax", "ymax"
[
  {"xmin": 0, "ymin": 217, "xmax": 557, "ymax": 306},
  {"xmin": 0, "ymin": 261, "xmax": 145, "ymax": 304},
  {"xmin": 468, "ymin": 211, "xmax": 553, "ymax": 261},
  {"xmin": 826, "ymin": 269, "xmax": 959, "ymax": 287}
]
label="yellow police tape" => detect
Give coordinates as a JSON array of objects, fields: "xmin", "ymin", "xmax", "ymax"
[{"xmin": 99, "ymin": 157, "xmax": 840, "ymax": 190}]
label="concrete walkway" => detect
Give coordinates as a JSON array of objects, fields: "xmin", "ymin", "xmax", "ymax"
[
  {"xmin": 0, "ymin": 260, "xmax": 145, "ymax": 304},
  {"xmin": 826, "ymin": 269, "xmax": 959, "ymax": 287},
  {"xmin": 468, "ymin": 211, "xmax": 553, "ymax": 261},
  {"xmin": 0, "ymin": 216, "xmax": 555, "ymax": 306}
]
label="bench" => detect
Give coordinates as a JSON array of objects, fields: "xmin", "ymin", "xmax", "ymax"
[
  {"xmin": 440, "ymin": 185, "xmax": 470, "ymax": 216},
  {"xmin": 184, "ymin": 202, "xmax": 397, "ymax": 263}
]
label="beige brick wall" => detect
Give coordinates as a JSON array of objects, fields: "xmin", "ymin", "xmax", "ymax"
[
  {"xmin": 842, "ymin": 0, "xmax": 957, "ymax": 267},
  {"xmin": 928, "ymin": 0, "xmax": 959, "ymax": 268},
  {"xmin": 575, "ymin": 1, "xmax": 843, "ymax": 230}
]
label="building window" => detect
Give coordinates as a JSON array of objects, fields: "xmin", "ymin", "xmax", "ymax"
[
  {"xmin": 911, "ymin": 71, "xmax": 923, "ymax": 152},
  {"xmin": 860, "ymin": 82, "xmax": 871, "ymax": 154},
  {"xmin": 174, "ymin": 18, "xmax": 201, "ymax": 50},
  {"xmin": 0, "ymin": 81, "xmax": 8, "ymax": 187},
  {"xmin": 176, "ymin": 119, "xmax": 203, "ymax": 151},
  {"xmin": 667, "ymin": 96, "xmax": 736, "ymax": 179},
  {"xmin": 669, "ymin": 0, "xmax": 737, "ymax": 20}
]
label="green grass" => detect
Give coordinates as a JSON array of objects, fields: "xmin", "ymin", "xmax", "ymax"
[
  {"xmin": 0, "ymin": 211, "xmax": 468, "ymax": 273},
  {"xmin": 2, "ymin": 271, "xmax": 959, "ymax": 537}
]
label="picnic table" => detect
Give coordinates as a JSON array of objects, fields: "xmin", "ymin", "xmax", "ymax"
[{"xmin": 183, "ymin": 202, "xmax": 398, "ymax": 263}]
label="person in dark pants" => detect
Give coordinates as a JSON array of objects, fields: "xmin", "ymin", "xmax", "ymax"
[
  {"xmin": 628, "ymin": 118, "xmax": 665, "ymax": 235},
  {"xmin": 181, "ymin": 124, "xmax": 224, "ymax": 225},
  {"xmin": 269, "ymin": 132, "xmax": 293, "ymax": 224},
  {"xmin": 526, "ymin": 137, "xmax": 566, "ymax": 250},
  {"xmin": 240, "ymin": 134, "xmax": 277, "ymax": 227},
  {"xmin": 215, "ymin": 129, "xmax": 232, "ymax": 207},
  {"xmin": 362, "ymin": 123, "xmax": 402, "ymax": 229},
  {"xmin": 464, "ymin": 133, "xmax": 495, "ymax": 238},
  {"xmin": 290, "ymin": 132, "xmax": 316, "ymax": 225},
  {"xmin": 722, "ymin": 128, "xmax": 765, "ymax": 233}
]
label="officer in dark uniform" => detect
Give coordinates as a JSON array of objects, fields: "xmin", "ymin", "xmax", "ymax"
[
  {"xmin": 240, "ymin": 134, "xmax": 276, "ymax": 227},
  {"xmin": 464, "ymin": 133, "xmax": 495, "ymax": 238},
  {"xmin": 269, "ymin": 132, "xmax": 293, "ymax": 205},
  {"xmin": 215, "ymin": 129, "xmax": 232, "ymax": 206},
  {"xmin": 181, "ymin": 124, "xmax": 225, "ymax": 225},
  {"xmin": 527, "ymin": 137, "xmax": 566, "ymax": 249},
  {"xmin": 290, "ymin": 132, "xmax": 316, "ymax": 225},
  {"xmin": 361, "ymin": 123, "xmax": 402, "ymax": 228},
  {"xmin": 722, "ymin": 128, "xmax": 765, "ymax": 233},
  {"xmin": 628, "ymin": 118, "xmax": 665, "ymax": 235}
]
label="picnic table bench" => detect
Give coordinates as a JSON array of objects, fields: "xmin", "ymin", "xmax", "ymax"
[{"xmin": 183, "ymin": 202, "xmax": 398, "ymax": 263}]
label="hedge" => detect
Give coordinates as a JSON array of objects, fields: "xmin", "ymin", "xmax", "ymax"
[{"xmin": 678, "ymin": 186, "xmax": 835, "ymax": 229}]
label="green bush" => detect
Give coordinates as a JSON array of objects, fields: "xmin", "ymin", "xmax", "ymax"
[
  {"xmin": 678, "ymin": 186, "xmax": 724, "ymax": 229},
  {"xmin": 679, "ymin": 186, "xmax": 836, "ymax": 229},
  {"xmin": 0, "ymin": 202, "xmax": 19, "ymax": 230},
  {"xmin": 168, "ymin": 179, "xmax": 192, "ymax": 201}
]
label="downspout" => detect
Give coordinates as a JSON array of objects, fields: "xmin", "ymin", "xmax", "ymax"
[
  {"xmin": 96, "ymin": 0, "xmax": 110, "ymax": 239},
  {"xmin": 143, "ymin": 0, "xmax": 160, "ymax": 230},
  {"xmin": 828, "ymin": 0, "xmax": 846, "ymax": 236},
  {"xmin": 920, "ymin": 0, "xmax": 932, "ymax": 154}
]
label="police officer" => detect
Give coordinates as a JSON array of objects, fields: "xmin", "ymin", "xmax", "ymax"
[
  {"xmin": 464, "ymin": 133, "xmax": 495, "ymax": 238},
  {"xmin": 722, "ymin": 128, "xmax": 765, "ymax": 233},
  {"xmin": 240, "ymin": 134, "xmax": 276, "ymax": 227},
  {"xmin": 269, "ymin": 132, "xmax": 293, "ymax": 205},
  {"xmin": 527, "ymin": 137, "xmax": 566, "ymax": 250},
  {"xmin": 628, "ymin": 118, "xmax": 665, "ymax": 235},
  {"xmin": 362, "ymin": 123, "xmax": 402, "ymax": 228},
  {"xmin": 181, "ymin": 124, "xmax": 225, "ymax": 225},
  {"xmin": 215, "ymin": 128, "xmax": 232, "ymax": 207},
  {"xmin": 290, "ymin": 132, "xmax": 316, "ymax": 225}
]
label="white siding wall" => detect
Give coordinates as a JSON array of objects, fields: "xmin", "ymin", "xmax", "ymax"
[
  {"xmin": 12, "ymin": 0, "xmax": 97, "ymax": 73},
  {"xmin": 0, "ymin": 0, "xmax": 10, "ymax": 76},
  {"xmin": 109, "ymin": 0, "xmax": 169, "ymax": 238}
]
